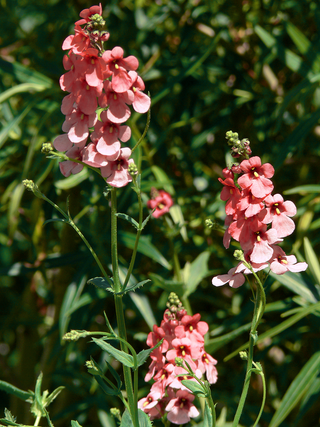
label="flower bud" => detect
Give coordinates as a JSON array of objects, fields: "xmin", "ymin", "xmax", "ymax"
[
  {"xmin": 239, "ymin": 351, "xmax": 248, "ymax": 360},
  {"xmin": 110, "ymin": 408, "xmax": 121, "ymax": 421},
  {"xmin": 234, "ymin": 249, "xmax": 245, "ymax": 262},
  {"xmin": 41, "ymin": 142, "xmax": 53, "ymax": 154},
  {"xmin": 128, "ymin": 162, "xmax": 138, "ymax": 176},
  {"xmin": 86, "ymin": 360, "xmax": 100, "ymax": 376},
  {"xmin": 22, "ymin": 180, "xmax": 43, "ymax": 199}
]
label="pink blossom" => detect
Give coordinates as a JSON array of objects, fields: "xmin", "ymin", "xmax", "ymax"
[
  {"xmin": 218, "ymin": 176, "xmax": 241, "ymax": 216},
  {"xmin": 147, "ymin": 190, "xmax": 173, "ymax": 218},
  {"xmin": 99, "ymin": 80, "xmax": 133, "ymax": 123},
  {"xmin": 269, "ymin": 246, "xmax": 308, "ymax": 275},
  {"xmin": 128, "ymin": 71, "xmax": 151, "ymax": 113},
  {"xmin": 260, "ymin": 194, "xmax": 296, "ymax": 238},
  {"xmin": 174, "ymin": 314, "xmax": 208, "ymax": 343},
  {"xmin": 241, "ymin": 223, "xmax": 280, "ymax": 263},
  {"xmin": 103, "ymin": 47, "xmax": 139, "ymax": 93},
  {"xmin": 59, "ymin": 146, "xmax": 83, "ymax": 177},
  {"xmin": 62, "ymin": 108, "xmax": 97, "ymax": 144},
  {"xmin": 212, "ymin": 267, "xmax": 245, "ymax": 288},
  {"xmin": 165, "ymin": 390, "xmax": 200, "ymax": 424},
  {"xmin": 76, "ymin": 3, "xmax": 103, "ymax": 26},
  {"xmin": 238, "ymin": 156, "xmax": 274, "ymax": 198},
  {"xmin": 53, "ymin": 134, "xmax": 73, "ymax": 152},
  {"xmin": 82, "ymin": 143, "xmax": 109, "ymax": 168},
  {"xmin": 198, "ymin": 352, "xmax": 218, "ymax": 384},
  {"xmin": 236, "ymin": 188, "xmax": 265, "ymax": 218},
  {"xmin": 100, "ymin": 147, "xmax": 133, "ymax": 188}
]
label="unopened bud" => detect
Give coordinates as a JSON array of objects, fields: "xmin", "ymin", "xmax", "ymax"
[
  {"xmin": 63, "ymin": 329, "xmax": 88, "ymax": 341},
  {"xmin": 86, "ymin": 360, "xmax": 100, "ymax": 376},
  {"xmin": 22, "ymin": 180, "xmax": 43, "ymax": 199},
  {"xmin": 175, "ymin": 357, "xmax": 185, "ymax": 367},
  {"xmin": 128, "ymin": 162, "xmax": 138, "ymax": 176},
  {"xmin": 41, "ymin": 142, "xmax": 53, "ymax": 154},
  {"xmin": 234, "ymin": 249, "xmax": 245, "ymax": 262},
  {"xmin": 110, "ymin": 408, "xmax": 121, "ymax": 421},
  {"xmin": 239, "ymin": 351, "xmax": 248, "ymax": 360},
  {"xmin": 205, "ymin": 219, "xmax": 214, "ymax": 229}
]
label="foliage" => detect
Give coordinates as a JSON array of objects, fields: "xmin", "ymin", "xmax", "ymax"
[{"xmin": 0, "ymin": 0, "xmax": 320, "ymax": 426}]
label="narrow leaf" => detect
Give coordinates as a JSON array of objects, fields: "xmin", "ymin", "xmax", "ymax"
[
  {"xmin": 46, "ymin": 386, "xmax": 65, "ymax": 406},
  {"xmin": 203, "ymin": 401, "xmax": 213, "ymax": 427},
  {"xmin": 181, "ymin": 380, "xmax": 206, "ymax": 397},
  {"xmin": 270, "ymin": 271, "xmax": 318, "ymax": 303},
  {"xmin": 116, "ymin": 213, "xmax": 139, "ymax": 229},
  {"xmin": 124, "ymin": 279, "xmax": 151, "ymax": 294},
  {"xmin": 88, "ymin": 277, "xmax": 113, "ymax": 292},
  {"xmin": 71, "ymin": 421, "xmax": 83, "ymax": 427},
  {"xmin": 184, "ymin": 251, "xmax": 210, "ymax": 297},
  {"xmin": 0, "ymin": 381, "xmax": 33, "ymax": 401},
  {"xmin": 93, "ymin": 376, "xmax": 120, "ymax": 397},
  {"xmin": 269, "ymin": 351, "xmax": 320, "ymax": 427},
  {"xmin": 92, "ymin": 338, "xmax": 134, "ymax": 368},
  {"xmin": 304, "ymin": 237, "xmax": 320, "ymax": 285}
]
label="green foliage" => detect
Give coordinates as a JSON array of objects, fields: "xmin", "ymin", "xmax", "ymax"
[{"xmin": 1, "ymin": 0, "xmax": 320, "ymax": 426}]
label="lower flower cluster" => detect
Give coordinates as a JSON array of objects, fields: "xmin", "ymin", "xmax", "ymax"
[{"xmin": 139, "ymin": 296, "xmax": 217, "ymax": 424}]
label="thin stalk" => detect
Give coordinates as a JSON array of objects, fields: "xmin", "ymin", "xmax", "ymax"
[
  {"xmin": 207, "ymin": 390, "xmax": 216, "ymax": 427},
  {"xmin": 122, "ymin": 186, "xmax": 143, "ymax": 291},
  {"xmin": 110, "ymin": 188, "xmax": 139, "ymax": 427},
  {"xmin": 252, "ymin": 363, "xmax": 266, "ymax": 427}
]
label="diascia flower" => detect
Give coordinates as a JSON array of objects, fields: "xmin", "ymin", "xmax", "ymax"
[
  {"xmin": 139, "ymin": 293, "xmax": 217, "ymax": 424},
  {"xmin": 147, "ymin": 188, "xmax": 174, "ymax": 218},
  {"xmin": 212, "ymin": 132, "xmax": 308, "ymax": 289}
]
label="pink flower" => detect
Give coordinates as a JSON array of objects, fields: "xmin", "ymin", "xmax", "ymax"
[
  {"xmin": 62, "ymin": 108, "xmax": 97, "ymax": 144},
  {"xmin": 147, "ymin": 189, "xmax": 173, "ymax": 218},
  {"xmin": 103, "ymin": 47, "xmax": 139, "ymax": 93},
  {"xmin": 99, "ymin": 80, "xmax": 133, "ymax": 123},
  {"xmin": 165, "ymin": 390, "xmax": 200, "ymax": 424},
  {"xmin": 128, "ymin": 71, "xmax": 151, "ymax": 113},
  {"xmin": 76, "ymin": 3, "xmax": 103, "ymax": 26},
  {"xmin": 218, "ymin": 176, "xmax": 241, "ymax": 216},
  {"xmin": 59, "ymin": 146, "xmax": 83, "ymax": 177},
  {"xmin": 212, "ymin": 267, "xmax": 245, "ymax": 288},
  {"xmin": 238, "ymin": 156, "xmax": 274, "ymax": 198},
  {"xmin": 100, "ymin": 147, "xmax": 134, "ymax": 188},
  {"xmin": 260, "ymin": 194, "xmax": 296, "ymax": 238},
  {"xmin": 269, "ymin": 246, "xmax": 308, "ymax": 275},
  {"xmin": 198, "ymin": 352, "xmax": 218, "ymax": 384},
  {"xmin": 242, "ymin": 223, "xmax": 279, "ymax": 263}
]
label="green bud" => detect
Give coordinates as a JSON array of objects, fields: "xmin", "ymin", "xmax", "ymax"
[
  {"xmin": 22, "ymin": 180, "xmax": 43, "ymax": 199},
  {"xmin": 234, "ymin": 249, "xmax": 245, "ymax": 262},
  {"xmin": 86, "ymin": 360, "xmax": 100, "ymax": 376},
  {"xmin": 110, "ymin": 408, "xmax": 121, "ymax": 421},
  {"xmin": 205, "ymin": 218, "xmax": 214, "ymax": 229},
  {"xmin": 41, "ymin": 142, "xmax": 53, "ymax": 154},
  {"xmin": 175, "ymin": 357, "xmax": 185, "ymax": 367},
  {"xmin": 128, "ymin": 162, "xmax": 138, "ymax": 176},
  {"xmin": 239, "ymin": 351, "xmax": 248, "ymax": 360},
  {"xmin": 89, "ymin": 13, "xmax": 105, "ymax": 28}
]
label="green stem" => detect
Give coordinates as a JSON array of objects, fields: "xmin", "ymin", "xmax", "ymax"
[
  {"xmin": 252, "ymin": 363, "xmax": 266, "ymax": 427},
  {"xmin": 122, "ymin": 185, "xmax": 143, "ymax": 291},
  {"xmin": 110, "ymin": 188, "xmax": 139, "ymax": 427},
  {"xmin": 232, "ymin": 270, "xmax": 266, "ymax": 427},
  {"xmin": 207, "ymin": 390, "xmax": 216, "ymax": 427}
]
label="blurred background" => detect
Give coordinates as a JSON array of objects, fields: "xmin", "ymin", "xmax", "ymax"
[{"xmin": 0, "ymin": 0, "xmax": 320, "ymax": 425}]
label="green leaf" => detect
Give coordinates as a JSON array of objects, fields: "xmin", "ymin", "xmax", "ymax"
[
  {"xmin": 269, "ymin": 271, "xmax": 318, "ymax": 303},
  {"xmin": 120, "ymin": 409, "xmax": 152, "ymax": 427},
  {"xmin": 88, "ymin": 277, "xmax": 113, "ymax": 292},
  {"xmin": 0, "ymin": 381, "xmax": 33, "ymax": 401},
  {"xmin": 92, "ymin": 338, "xmax": 134, "ymax": 368},
  {"xmin": 225, "ymin": 301, "xmax": 320, "ymax": 361},
  {"xmin": 140, "ymin": 212, "xmax": 153, "ymax": 231},
  {"xmin": 45, "ymin": 386, "xmax": 64, "ymax": 407},
  {"xmin": 148, "ymin": 273, "xmax": 184, "ymax": 293},
  {"xmin": 284, "ymin": 185, "xmax": 320, "ymax": 195},
  {"xmin": 169, "ymin": 204, "xmax": 188, "ymax": 242},
  {"xmin": 129, "ymin": 292, "xmax": 157, "ymax": 330},
  {"xmin": 116, "ymin": 213, "xmax": 139, "ymax": 229},
  {"xmin": 0, "ymin": 104, "xmax": 34, "ymax": 150},
  {"xmin": 203, "ymin": 401, "xmax": 214, "ymax": 427},
  {"xmin": 269, "ymin": 351, "xmax": 320, "ymax": 427},
  {"xmin": 93, "ymin": 375, "xmax": 121, "ymax": 397},
  {"xmin": 304, "ymin": 237, "xmax": 320, "ymax": 285},
  {"xmin": 0, "ymin": 58, "xmax": 53, "ymax": 86},
  {"xmin": 150, "ymin": 165, "xmax": 175, "ymax": 194},
  {"xmin": 54, "ymin": 168, "xmax": 89, "ymax": 189},
  {"xmin": 43, "ymin": 218, "xmax": 69, "ymax": 226},
  {"xmin": 118, "ymin": 231, "xmax": 171, "ymax": 269},
  {"xmin": 124, "ymin": 279, "xmax": 151, "ymax": 294},
  {"xmin": 71, "ymin": 421, "xmax": 83, "ymax": 427},
  {"xmin": 181, "ymin": 380, "xmax": 206, "ymax": 397},
  {"xmin": 105, "ymin": 360, "xmax": 122, "ymax": 390},
  {"xmin": 136, "ymin": 339, "xmax": 164, "ymax": 368},
  {"xmin": 0, "ymin": 83, "xmax": 48, "ymax": 104},
  {"xmin": 205, "ymin": 322, "xmax": 251, "ymax": 353},
  {"xmin": 183, "ymin": 251, "xmax": 210, "ymax": 297},
  {"xmin": 286, "ymin": 22, "xmax": 311, "ymax": 55}
]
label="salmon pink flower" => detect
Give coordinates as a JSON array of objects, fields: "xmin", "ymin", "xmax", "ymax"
[
  {"xmin": 260, "ymin": 194, "xmax": 296, "ymax": 238},
  {"xmin": 147, "ymin": 189, "xmax": 173, "ymax": 218},
  {"xmin": 128, "ymin": 71, "xmax": 151, "ymax": 113},
  {"xmin": 238, "ymin": 156, "xmax": 274, "ymax": 198},
  {"xmin": 212, "ymin": 266, "xmax": 245, "ymax": 288},
  {"xmin": 269, "ymin": 246, "xmax": 308, "ymax": 274},
  {"xmin": 100, "ymin": 147, "xmax": 134, "ymax": 188},
  {"xmin": 165, "ymin": 390, "xmax": 200, "ymax": 424}
]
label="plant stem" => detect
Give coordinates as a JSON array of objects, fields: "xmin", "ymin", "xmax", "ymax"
[{"xmin": 110, "ymin": 188, "xmax": 139, "ymax": 427}]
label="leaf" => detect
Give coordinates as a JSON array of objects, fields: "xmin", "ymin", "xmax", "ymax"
[
  {"xmin": 183, "ymin": 251, "xmax": 211, "ymax": 297},
  {"xmin": 269, "ymin": 271, "xmax": 318, "ymax": 303},
  {"xmin": 150, "ymin": 165, "xmax": 175, "ymax": 194},
  {"xmin": 140, "ymin": 212, "xmax": 153, "ymax": 231},
  {"xmin": 0, "ymin": 104, "xmax": 34, "ymax": 150},
  {"xmin": 129, "ymin": 292, "xmax": 157, "ymax": 330},
  {"xmin": 225, "ymin": 301, "xmax": 320, "ymax": 361},
  {"xmin": 88, "ymin": 277, "xmax": 113, "ymax": 292},
  {"xmin": 269, "ymin": 351, "xmax": 320, "ymax": 427},
  {"xmin": 205, "ymin": 322, "xmax": 251, "ymax": 353},
  {"xmin": 120, "ymin": 409, "xmax": 152, "ymax": 427},
  {"xmin": 148, "ymin": 273, "xmax": 184, "ymax": 293},
  {"xmin": 169, "ymin": 204, "xmax": 188, "ymax": 242},
  {"xmin": 284, "ymin": 185, "xmax": 320, "ymax": 195},
  {"xmin": 116, "ymin": 213, "xmax": 139, "ymax": 229},
  {"xmin": 304, "ymin": 237, "xmax": 320, "ymax": 285},
  {"xmin": 92, "ymin": 338, "xmax": 134, "ymax": 368},
  {"xmin": 0, "ymin": 381, "xmax": 33, "ymax": 401},
  {"xmin": 0, "ymin": 83, "xmax": 48, "ymax": 104},
  {"xmin": 181, "ymin": 380, "xmax": 206, "ymax": 397},
  {"xmin": 71, "ymin": 421, "xmax": 83, "ymax": 427},
  {"xmin": 54, "ymin": 168, "xmax": 89, "ymax": 189},
  {"xmin": 118, "ymin": 231, "xmax": 171, "ymax": 269},
  {"xmin": 43, "ymin": 218, "xmax": 69, "ymax": 226},
  {"xmin": 45, "ymin": 386, "xmax": 64, "ymax": 407},
  {"xmin": 93, "ymin": 376, "xmax": 120, "ymax": 397},
  {"xmin": 203, "ymin": 401, "xmax": 214, "ymax": 427},
  {"xmin": 136, "ymin": 339, "xmax": 164, "ymax": 368},
  {"xmin": 124, "ymin": 279, "xmax": 151, "ymax": 294}
]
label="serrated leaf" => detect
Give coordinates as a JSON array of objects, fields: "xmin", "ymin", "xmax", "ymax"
[
  {"xmin": 124, "ymin": 279, "xmax": 151, "ymax": 294},
  {"xmin": 136, "ymin": 339, "xmax": 164, "ymax": 369},
  {"xmin": 0, "ymin": 381, "xmax": 33, "ymax": 401},
  {"xmin": 269, "ymin": 351, "xmax": 320, "ymax": 427},
  {"xmin": 304, "ymin": 237, "xmax": 320, "ymax": 285},
  {"xmin": 116, "ymin": 213, "xmax": 139, "ymax": 229},
  {"xmin": 181, "ymin": 380, "xmax": 206, "ymax": 397},
  {"xmin": 88, "ymin": 277, "xmax": 114, "ymax": 292},
  {"xmin": 140, "ymin": 212, "xmax": 153, "ymax": 231},
  {"xmin": 183, "ymin": 251, "xmax": 210, "ymax": 297},
  {"xmin": 92, "ymin": 338, "xmax": 134, "ymax": 368}
]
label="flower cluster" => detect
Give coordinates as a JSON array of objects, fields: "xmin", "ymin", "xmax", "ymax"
[
  {"xmin": 147, "ymin": 188, "xmax": 174, "ymax": 218},
  {"xmin": 212, "ymin": 137, "xmax": 307, "ymax": 288},
  {"xmin": 138, "ymin": 293, "xmax": 217, "ymax": 424},
  {"xmin": 53, "ymin": 3, "xmax": 150, "ymax": 187}
]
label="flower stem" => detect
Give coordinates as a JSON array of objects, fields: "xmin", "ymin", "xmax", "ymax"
[{"xmin": 110, "ymin": 188, "xmax": 139, "ymax": 427}]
